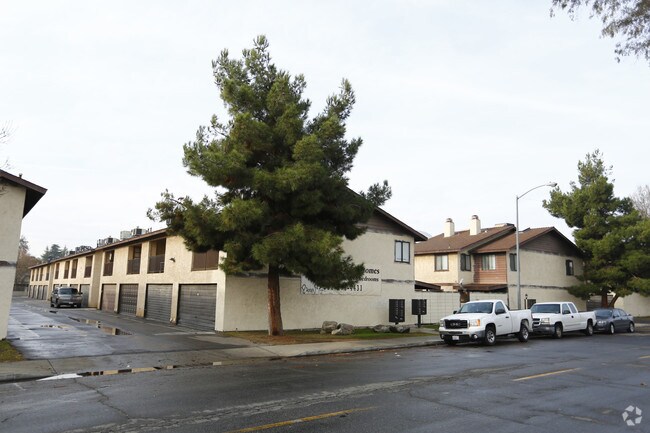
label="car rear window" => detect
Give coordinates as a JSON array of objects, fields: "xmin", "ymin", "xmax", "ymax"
[{"xmin": 59, "ymin": 288, "xmax": 78, "ymax": 295}]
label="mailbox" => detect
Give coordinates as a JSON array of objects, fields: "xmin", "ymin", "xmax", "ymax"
[
  {"xmin": 389, "ymin": 299, "xmax": 405, "ymax": 324},
  {"xmin": 412, "ymin": 299, "xmax": 427, "ymax": 315}
]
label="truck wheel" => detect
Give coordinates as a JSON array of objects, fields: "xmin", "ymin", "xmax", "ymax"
[
  {"xmin": 583, "ymin": 322, "xmax": 594, "ymax": 336},
  {"xmin": 484, "ymin": 327, "xmax": 496, "ymax": 346},
  {"xmin": 553, "ymin": 323, "xmax": 563, "ymax": 339},
  {"xmin": 628, "ymin": 322, "xmax": 635, "ymax": 333},
  {"xmin": 608, "ymin": 323, "xmax": 615, "ymax": 334},
  {"xmin": 517, "ymin": 324, "xmax": 529, "ymax": 342}
]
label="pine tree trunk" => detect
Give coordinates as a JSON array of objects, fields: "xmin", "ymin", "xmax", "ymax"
[
  {"xmin": 601, "ymin": 290, "xmax": 609, "ymax": 308},
  {"xmin": 267, "ymin": 265, "xmax": 283, "ymax": 336},
  {"xmin": 608, "ymin": 293, "xmax": 620, "ymax": 308}
]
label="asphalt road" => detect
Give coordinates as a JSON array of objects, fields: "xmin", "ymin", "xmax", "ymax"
[{"xmin": 1, "ymin": 329, "xmax": 648, "ymax": 433}]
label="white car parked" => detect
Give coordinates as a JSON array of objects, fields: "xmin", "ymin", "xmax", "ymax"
[{"xmin": 531, "ymin": 302, "xmax": 595, "ymax": 338}]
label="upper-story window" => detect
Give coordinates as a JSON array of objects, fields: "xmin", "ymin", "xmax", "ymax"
[
  {"xmin": 71, "ymin": 259, "xmax": 78, "ymax": 279},
  {"xmin": 481, "ymin": 254, "xmax": 496, "ymax": 271},
  {"xmin": 103, "ymin": 250, "xmax": 115, "ymax": 276},
  {"xmin": 565, "ymin": 260, "xmax": 574, "ymax": 276},
  {"xmin": 55, "ymin": 263, "xmax": 60, "ymax": 279},
  {"xmin": 460, "ymin": 254, "xmax": 471, "ymax": 271},
  {"xmin": 394, "ymin": 240, "xmax": 410, "ymax": 263},
  {"xmin": 84, "ymin": 255, "xmax": 93, "ymax": 278},
  {"xmin": 192, "ymin": 250, "xmax": 219, "ymax": 271},
  {"xmin": 509, "ymin": 253, "xmax": 517, "ymax": 271},
  {"xmin": 64, "ymin": 261, "xmax": 70, "ymax": 279},
  {"xmin": 127, "ymin": 244, "xmax": 142, "ymax": 275},
  {"xmin": 435, "ymin": 254, "xmax": 448, "ymax": 271},
  {"xmin": 148, "ymin": 239, "xmax": 166, "ymax": 273}
]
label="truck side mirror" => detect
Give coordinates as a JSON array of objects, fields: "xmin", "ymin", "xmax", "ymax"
[
  {"xmin": 496, "ymin": 308, "xmax": 506, "ymax": 315},
  {"xmin": 453, "ymin": 310, "xmax": 457, "ymax": 314}
]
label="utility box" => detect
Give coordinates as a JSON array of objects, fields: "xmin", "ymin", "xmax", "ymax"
[{"xmin": 389, "ymin": 299, "xmax": 405, "ymax": 324}]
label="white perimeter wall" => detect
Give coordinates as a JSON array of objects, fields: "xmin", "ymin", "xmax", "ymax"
[{"xmin": 617, "ymin": 294, "xmax": 650, "ymax": 317}]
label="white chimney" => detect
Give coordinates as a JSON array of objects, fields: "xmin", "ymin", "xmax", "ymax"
[
  {"xmin": 470, "ymin": 215, "xmax": 481, "ymax": 235},
  {"xmin": 444, "ymin": 218, "xmax": 455, "ymax": 238}
]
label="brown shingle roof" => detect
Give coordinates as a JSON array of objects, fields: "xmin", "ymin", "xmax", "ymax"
[
  {"xmin": 471, "ymin": 227, "xmax": 579, "ymax": 254},
  {"xmin": 415, "ymin": 225, "xmax": 514, "ymax": 255}
]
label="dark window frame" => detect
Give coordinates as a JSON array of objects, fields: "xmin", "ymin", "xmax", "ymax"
[
  {"xmin": 565, "ymin": 259, "xmax": 574, "ymax": 276},
  {"xmin": 509, "ymin": 253, "xmax": 517, "ymax": 271},
  {"xmin": 434, "ymin": 254, "xmax": 449, "ymax": 271},
  {"xmin": 460, "ymin": 254, "xmax": 471, "ymax": 271},
  {"xmin": 394, "ymin": 240, "xmax": 411, "ymax": 264}
]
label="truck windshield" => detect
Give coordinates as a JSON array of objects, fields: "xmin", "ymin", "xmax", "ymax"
[
  {"xmin": 457, "ymin": 302, "xmax": 494, "ymax": 314},
  {"xmin": 530, "ymin": 304, "xmax": 560, "ymax": 314}
]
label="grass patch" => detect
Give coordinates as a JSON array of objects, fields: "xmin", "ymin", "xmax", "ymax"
[
  {"xmin": 225, "ymin": 327, "xmax": 432, "ymax": 345},
  {"xmin": 0, "ymin": 340, "xmax": 23, "ymax": 362}
]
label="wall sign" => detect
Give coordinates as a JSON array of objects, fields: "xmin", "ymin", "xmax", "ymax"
[{"xmin": 300, "ymin": 265, "xmax": 381, "ymax": 296}]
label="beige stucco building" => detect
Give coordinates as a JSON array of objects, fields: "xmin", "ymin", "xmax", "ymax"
[
  {"xmin": 0, "ymin": 170, "xmax": 46, "ymax": 339},
  {"xmin": 415, "ymin": 216, "xmax": 586, "ymax": 309},
  {"xmin": 29, "ymin": 208, "xmax": 435, "ymax": 331}
]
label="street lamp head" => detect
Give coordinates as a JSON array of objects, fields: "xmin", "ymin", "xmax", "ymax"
[{"xmin": 548, "ymin": 182, "xmax": 558, "ymax": 188}]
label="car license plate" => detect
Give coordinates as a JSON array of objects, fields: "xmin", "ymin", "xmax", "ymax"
[{"xmin": 452, "ymin": 336, "xmax": 459, "ymax": 341}]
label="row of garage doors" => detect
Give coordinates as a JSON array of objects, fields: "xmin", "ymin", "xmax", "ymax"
[{"xmin": 100, "ymin": 284, "xmax": 217, "ymax": 331}]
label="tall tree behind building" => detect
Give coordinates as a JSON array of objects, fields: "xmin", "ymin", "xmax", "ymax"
[{"xmin": 15, "ymin": 237, "xmax": 40, "ymax": 290}]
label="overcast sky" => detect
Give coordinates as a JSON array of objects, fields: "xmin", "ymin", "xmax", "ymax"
[{"xmin": 2, "ymin": 1, "xmax": 649, "ymax": 256}]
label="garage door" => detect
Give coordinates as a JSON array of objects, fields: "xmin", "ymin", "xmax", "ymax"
[
  {"xmin": 80, "ymin": 284, "xmax": 90, "ymax": 307},
  {"xmin": 177, "ymin": 284, "xmax": 217, "ymax": 331},
  {"xmin": 101, "ymin": 284, "xmax": 116, "ymax": 312},
  {"xmin": 145, "ymin": 284, "xmax": 172, "ymax": 323},
  {"xmin": 119, "ymin": 284, "xmax": 139, "ymax": 316}
]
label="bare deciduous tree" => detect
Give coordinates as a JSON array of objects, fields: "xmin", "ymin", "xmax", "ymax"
[{"xmin": 631, "ymin": 185, "xmax": 650, "ymax": 218}]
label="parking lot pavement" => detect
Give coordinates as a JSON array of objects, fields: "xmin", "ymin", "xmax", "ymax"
[
  {"xmin": 8, "ymin": 297, "xmax": 254, "ymax": 360},
  {"xmin": 3, "ymin": 296, "xmax": 441, "ymax": 383}
]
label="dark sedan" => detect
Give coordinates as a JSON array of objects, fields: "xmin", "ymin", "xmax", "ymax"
[{"xmin": 593, "ymin": 308, "xmax": 635, "ymax": 334}]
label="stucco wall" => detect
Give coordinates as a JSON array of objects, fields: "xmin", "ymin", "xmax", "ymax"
[
  {"xmin": 0, "ymin": 183, "xmax": 26, "ymax": 339},
  {"xmin": 617, "ymin": 294, "xmax": 650, "ymax": 317},
  {"xmin": 506, "ymin": 249, "xmax": 584, "ymax": 308},
  {"xmin": 219, "ymin": 230, "xmax": 428, "ymax": 331}
]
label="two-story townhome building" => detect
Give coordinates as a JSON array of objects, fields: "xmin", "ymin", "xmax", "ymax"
[
  {"xmin": 415, "ymin": 216, "xmax": 585, "ymax": 308},
  {"xmin": 29, "ymin": 207, "xmax": 429, "ymax": 331},
  {"xmin": 414, "ymin": 216, "xmax": 515, "ymax": 297},
  {"xmin": 471, "ymin": 227, "xmax": 584, "ymax": 308}
]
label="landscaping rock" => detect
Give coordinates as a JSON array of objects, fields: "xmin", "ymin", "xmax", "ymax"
[
  {"xmin": 320, "ymin": 321, "xmax": 338, "ymax": 334},
  {"xmin": 389, "ymin": 325, "xmax": 411, "ymax": 334},
  {"xmin": 332, "ymin": 323, "xmax": 354, "ymax": 335},
  {"xmin": 372, "ymin": 325, "xmax": 391, "ymax": 333}
]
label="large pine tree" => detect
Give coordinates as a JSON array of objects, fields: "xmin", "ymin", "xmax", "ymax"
[
  {"xmin": 544, "ymin": 150, "xmax": 650, "ymax": 306},
  {"xmin": 150, "ymin": 36, "xmax": 390, "ymax": 335}
]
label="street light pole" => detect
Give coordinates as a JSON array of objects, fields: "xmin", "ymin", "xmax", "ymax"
[{"xmin": 515, "ymin": 182, "xmax": 557, "ymax": 309}]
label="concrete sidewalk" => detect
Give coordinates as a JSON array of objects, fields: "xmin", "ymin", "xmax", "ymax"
[{"xmin": 1, "ymin": 296, "xmax": 442, "ymax": 383}]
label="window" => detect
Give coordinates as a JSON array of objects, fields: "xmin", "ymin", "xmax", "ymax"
[
  {"xmin": 192, "ymin": 250, "xmax": 219, "ymax": 271},
  {"xmin": 394, "ymin": 241, "xmax": 410, "ymax": 263},
  {"xmin": 71, "ymin": 259, "xmax": 78, "ymax": 279},
  {"xmin": 148, "ymin": 239, "xmax": 167, "ymax": 273},
  {"xmin": 55, "ymin": 263, "xmax": 60, "ymax": 279},
  {"xmin": 103, "ymin": 250, "xmax": 115, "ymax": 276},
  {"xmin": 569, "ymin": 303, "xmax": 578, "ymax": 314},
  {"xmin": 565, "ymin": 259, "xmax": 574, "ymax": 276},
  {"xmin": 481, "ymin": 254, "xmax": 496, "ymax": 271},
  {"xmin": 435, "ymin": 254, "xmax": 448, "ymax": 271},
  {"xmin": 460, "ymin": 254, "xmax": 471, "ymax": 271},
  {"xmin": 495, "ymin": 301, "xmax": 506, "ymax": 314},
  {"xmin": 64, "ymin": 261, "xmax": 70, "ymax": 279},
  {"xmin": 84, "ymin": 256, "xmax": 93, "ymax": 278},
  {"xmin": 509, "ymin": 253, "xmax": 517, "ymax": 271},
  {"xmin": 127, "ymin": 245, "xmax": 142, "ymax": 274}
]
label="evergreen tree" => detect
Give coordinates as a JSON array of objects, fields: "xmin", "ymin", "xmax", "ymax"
[
  {"xmin": 40, "ymin": 244, "xmax": 65, "ymax": 262},
  {"xmin": 150, "ymin": 36, "xmax": 390, "ymax": 335},
  {"xmin": 544, "ymin": 150, "xmax": 650, "ymax": 306}
]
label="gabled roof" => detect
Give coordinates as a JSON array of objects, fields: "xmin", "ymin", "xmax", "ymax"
[
  {"xmin": 472, "ymin": 227, "xmax": 581, "ymax": 256},
  {"xmin": 374, "ymin": 207, "xmax": 427, "ymax": 241},
  {"xmin": 0, "ymin": 169, "xmax": 47, "ymax": 217},
  {"xmin": 415, "ymin": 225, "xmax": 514, "ymax": 255}
]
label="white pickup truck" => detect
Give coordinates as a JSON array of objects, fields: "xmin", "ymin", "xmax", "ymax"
[
  {"xmin": 438, "ymin": 299, "xmax": 533, "ymax": 346},
  {"xmin": 530, "ymin": 302, "xmax": 595, "ymax": 338}
]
